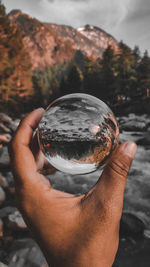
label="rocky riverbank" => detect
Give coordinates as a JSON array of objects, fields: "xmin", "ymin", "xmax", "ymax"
[{"xmin": 0, "ymin": 112, "xmax": 150, "ymax": 266}]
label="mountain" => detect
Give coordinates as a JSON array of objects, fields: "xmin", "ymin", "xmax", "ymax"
[{"xmin": 8, "ymin": 10, "xmax": 119, "ymax": 70}]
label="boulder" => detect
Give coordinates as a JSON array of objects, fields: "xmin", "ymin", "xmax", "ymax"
[
  {"xmin": 119, "ymin": 114, "xmax": 150, "ymax": 132},
  {"xmin": 0, "ymin": 173, "xmax": 8, "ymax": 188},
  {"xmin": 0, "ymin": 218, "xmax": 3, "ymax": 237},
  {"xmin": 0, "ymin": 206, "xmax": 17, "ymax": 219},
  {"xmin": 120, "ymin": 120, "xmax": 147, "ymax": 132},
  {"xmin": 7, "ymin": 210, "xmax": 27, "ymax": 231},
  {"xmin": 0, "ymin": 113, "xmax": 12, "ymax": 124},
  {"xmin": 0, "ymin": 147, "xmax": 10, "ymax": 170},
  {"xmin": 0, "ymin": 186, "xmax": 6, "ymax": 206},
  {"xmin": 0, "ymin": 123, "xmax": 11, "ymax": 134},
  {"xmin": 0, "ymin": 134, "xmax": 11, "ymax": 144},
  {"xmin": 8, "ymin": 239, "xmax": 48, "ymax": 267},
  {"xmin": 0, "ymin": 263, "xmax": 8, "ymax": 267},
  {"xmin": 136, "ymin": 133, "xmax": 150, "ymax": 146},
  {"xmin": 120, "ymin": 212, "xmax": 145, "ymax": 238},
  {"xmin": 4, "ymin": 172, "xmax": 14, "ymax": 187}
]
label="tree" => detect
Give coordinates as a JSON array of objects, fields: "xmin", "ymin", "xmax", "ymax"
[
  {"xmin": 98, "ymin": 46, "xmax": 117, "ymax": 103},
  {"xmin": 59, "ymin": 64, "xmax": 82, "ymax": 96},
  {"xmin": 116, "ymin": 41, "xmax": 137, "ymax": 100},
  {"xmin": 137, "ymin": 50, "xmax": 150, "ymax": 97},
  {"xmin": 82, "ymin": 56, "xmax": 101, "ymax": 97},
  {"xmin": 0, "ymin": 1, "xmax": 33, "ymax": 105}
]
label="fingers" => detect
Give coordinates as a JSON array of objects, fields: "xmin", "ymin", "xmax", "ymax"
[
  {"xmin": 9, "ymin": 108, "xmax": 46, "ymax": 186},
  {"xmin": 83, "ymin": 142, "xmax": 137, "ymax": 220}
]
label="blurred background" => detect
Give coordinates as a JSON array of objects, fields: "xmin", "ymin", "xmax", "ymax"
[{"xmin": 0, "ymin": 0, "xmax": 150, "ymax": 266}]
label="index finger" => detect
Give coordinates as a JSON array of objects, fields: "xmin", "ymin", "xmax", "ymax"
[{"xmin": 9, "ymin": 108, "xmax": 45, "ymax": 186}]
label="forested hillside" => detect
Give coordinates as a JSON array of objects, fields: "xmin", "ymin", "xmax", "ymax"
[{"xmin": 0, "ymin": 1, "xmax": 150, "ymax": 114}]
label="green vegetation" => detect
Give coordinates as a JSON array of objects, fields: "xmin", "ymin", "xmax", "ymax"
[{"xmin": 1, "ymin": 0, "xmax": 150, "ymax": 114}]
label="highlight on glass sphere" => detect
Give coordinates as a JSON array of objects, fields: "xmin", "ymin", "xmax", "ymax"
[{"xmin": 37, "ymin": 93, "xmax": 119, "ymax": 175}]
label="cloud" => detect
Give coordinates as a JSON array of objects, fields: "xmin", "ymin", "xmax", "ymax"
[{"xmin": 115, "ymin": 0, "xmax": 150, "ymax": 52}]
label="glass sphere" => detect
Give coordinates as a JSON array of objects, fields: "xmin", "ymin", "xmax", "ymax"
[{"xmin": 37, "ymin": 93, "xmax": 119, "ymax": 174}]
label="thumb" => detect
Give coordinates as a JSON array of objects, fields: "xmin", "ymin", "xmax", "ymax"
[{"xmin": 94, "ymin": 142, "xmax": 137, "ymax": 214}]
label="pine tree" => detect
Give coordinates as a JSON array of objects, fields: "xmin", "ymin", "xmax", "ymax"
[
  {"xmin": 83, "ymin": 56, "xmax": 101, "ymax": 97},
  {"xmin": 98, "ymin": 46, "xmax": 117, "ymax": 103},
  {"xmin": 116, "ymin": 41, "xmax": 137, "ymax": 100},
  {"xmin": 137, "ymin": 50, "xmax": 150, "ymax": 97}
]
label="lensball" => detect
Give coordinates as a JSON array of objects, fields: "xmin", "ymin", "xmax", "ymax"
[{"xmin": 37, "ymin": 93, "xmax": 119, "ymax": 174}]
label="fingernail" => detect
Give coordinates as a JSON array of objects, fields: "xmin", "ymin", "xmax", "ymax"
[
  {"xmin": 37, "ymin": 107, "xmax": 44, "ymax": 111},
  {"xmin": 124, "ymin": 142, "xmax": 137, "ymax": 157}
]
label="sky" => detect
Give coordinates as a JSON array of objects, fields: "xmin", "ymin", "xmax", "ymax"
[{"xmin": 4, "ymin": 0, "xmax": 150, "ymax": 54}]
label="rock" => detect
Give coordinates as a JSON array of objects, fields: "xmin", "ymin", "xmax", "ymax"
[
  {"xmin": 120, "ymin": 212, "xmax": 146, "ymax": 238},
  {"xmin": 0, "ymin": 134, "xmax": 11, "ymax": 144},
  {"xmin": 7, "ymin": 210, "xmax": 27, "ymax": 231},
  {"xmin": 8, "ymin": 238, "xmax": 48, "ymax": 267},
  {"xmin": 0, "ymin": 147, "xmax": 10, "ymax": 170},
  {"xmin": 144, "ymin": 229, "xmax": 150, "ymax": 239},
  {"xmin": 0, "ymin": 113, "xmax": 12, "ymax": 124},
  {"xmin": 120, "ymin": 120, "xmax": 147, "ymax": 132},
  {"xmin": 0, "ymin": 173, "xmax": 8, "ymax": 188},
  {"xmin": 0, "ymin": 263, "xmax": 8, "ymax": 267},
  {"xmin": 0, "ymin": 218, "xmax": 3, "ymax": 237},
  {"xmin": 4, "ymin": 172, "xmax": 14, "ymax": 187},
  {"xmin": 119, "ymin": 113, "xmax": 150, "ymax": 132},
  {"xmin": 0, "ymin": 206, "xmax": 17, "ymax": 219},
  {"xmin": 0, "ymin": 123, "xmax": 11, "ymax": 134},
  {"xmin": 136, "ymin": 133, "xmax": 150, "ymax": 146},
  {"xmin": 7, "ymin": 121, "xmax": 19, "ymax": 133},
  {"xmin": 0, "ymin": 186, "xmax": 6, "ymax": 206}
]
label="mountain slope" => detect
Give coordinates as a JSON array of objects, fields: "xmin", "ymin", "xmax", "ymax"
[{"xmin": 8, "ymin": 10, "xmax": 119, "ymax": 70}]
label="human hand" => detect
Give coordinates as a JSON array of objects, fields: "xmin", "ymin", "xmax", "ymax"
[{"xmin": 9, "ymin": 108, "xmax": 137, "ymax": 267}]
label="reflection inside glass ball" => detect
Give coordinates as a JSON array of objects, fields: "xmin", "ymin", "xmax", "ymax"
[{"xmin": 37, "ymin": 93, "xmax": 119, "ymax": 174}]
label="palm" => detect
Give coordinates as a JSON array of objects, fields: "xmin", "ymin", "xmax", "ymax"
[{"xmin": 9, "ymin": 108, "xmax": 137, "ymax": 267}]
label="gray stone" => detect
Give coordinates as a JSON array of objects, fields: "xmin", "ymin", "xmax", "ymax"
[
  {"xmin": 0, "ymin": 218, "xmax": 3, "ymax": 237},
  {"xmin": 0, "ymin": 262, "xmax": 8, "ymax": 267},
  {"xmin": 0, "ymin": 173, "xmax": 8, "ymax": 188},
  {"xmin": 136, "ymin": 133, "xmax": 150, "ymax": 146},
  {"xmin": 4, "ymin": 172, "xmax": 14, "ymax": 187},
  {"xmin": 120, "ymin": 212, "xmax": 145, "ymax": 237},
  {"xmin": 0, "ymin": 186, "xmax": 6, "ymax": 206},
  {"xmin": 0, "ymin": 147, "xmax": 10, "ymax": 170},
  {"xmin": 0, "ymin": 123, "xmax": 11, "ymax": 134},
  {"xmin": 7, "ymin": 210, "xmax": 27, "ymax": 231},
  {"xmin": 7, "ymin": 121, "xmax": 19, "ymax": 133},
  {"xmin": 0, "ymin": 206, "xmax": 17, "ymax": 219},
  {"xmin": 8, "ymin": 239, "xmax": 48, "ymax": 267},
  {"xmin": 0, "ymin": 113, "xmax": 12, "ymax": 124},
  {"xmin": 0, "ymin": 134, "xmax": 11, "ymax": 144},
  {"xmin": 120, "ymin": 120, "xmax": 147, "ymax": 132}
]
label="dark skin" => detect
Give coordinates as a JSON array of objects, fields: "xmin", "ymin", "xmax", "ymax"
[{"xmin": 9, "ymin": 108, "xmax": 137, "ymax": 267}]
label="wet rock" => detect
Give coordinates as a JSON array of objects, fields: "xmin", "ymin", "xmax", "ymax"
[
  {"xmin": 7, "ymin": 211, "xmax": 27, "ymax": 231},
  {"xmin": 0, "ymin": 173, "xmax": 8, "ymax": 188},
  {"xmin": 0, "ymin": 113, "xmax": 12, "ymax": 124},
  {"xmin": 0, "ymin": 186, "xmax": 6, "ymax": 206},
  {"xmin": 0, "ymin": 207, "xmax": 17, "ymax": 219},
  {"xmin": 119, "ymin": 114, "xmax": 150, "ymax": 132},
  {"xmin": 8, "ymin": 239, "xmax": 48, "ymax": 267},
  {"xmin": 120, "ymin": 212, "xmax": 145, "ymax": 238},
  {"xmin": 3, "ymin": 172, "xmax": 14, "ymax": 188},
  {"xmin": 0, "ymin": 147, "xmax": 10, "ymax": 170},
  {"xmin": 0, "ymin": 134, "xmax": 11, "ymax": 144},
  {"xmin": 0, "ymin": 123, "xmax": 11, "ymax": 134},
  {"xmin": 7, "ymin": 121, "xmax": 19, "ymax": 133},
  {"xmin": 0, "ymin": 262, "xmax": 8, "ymax": 267},
  {"xmin": 136, "ymin": 133, "xmax": 150, "ymax": 146},
  {"xmin": 0, "ymin": 219, "xmax": 3, "ymax": 237},
  {"xmin": 120, "ymin": 120, "xmax": 147, "ymax": 132}
]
